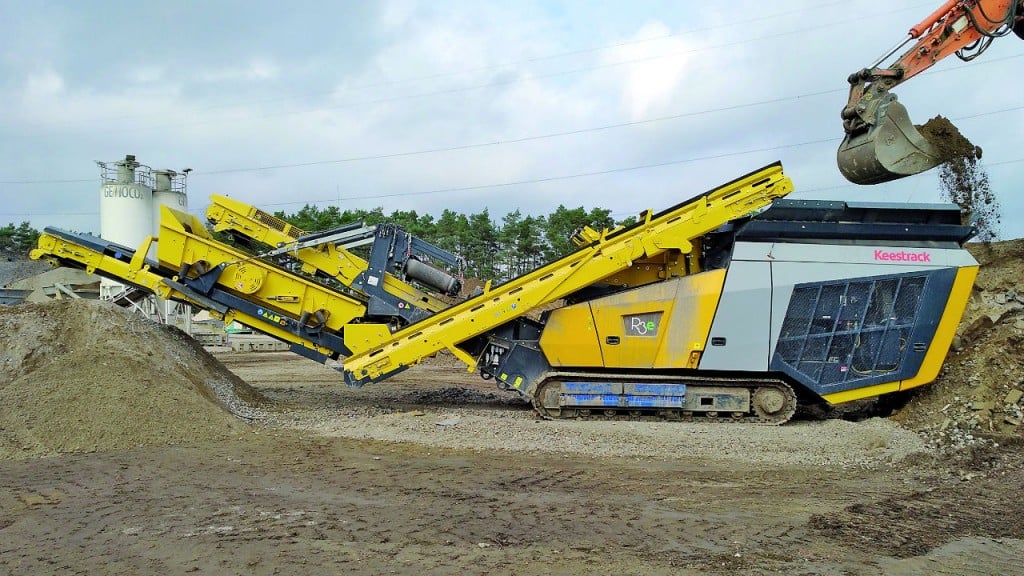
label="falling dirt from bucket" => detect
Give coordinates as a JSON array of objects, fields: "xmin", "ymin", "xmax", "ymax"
[
  {"xmin": 918, "ymin": 117, "xmax": 999, "ymax": 240},
  {"xmin": 917, "ymin": 116, "xmax": 982, "ymax": 162}
]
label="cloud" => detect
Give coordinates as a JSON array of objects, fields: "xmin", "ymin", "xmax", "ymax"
[
  {"xmin": 0, "ymin": 0, "xmax": 1021, "ymax": 243},
  {"xmin": 602, "ymin": 21, "xmax": 695, "ymax": 120},
  {"xmin": 130, "ymin": 66, "xmax": 165, "ymax": 85},
  {"xmin": 194, "ymin": 60, "xmax": 281, "ymax": 84},
  {"xmin": 24, "ymin": 70, "xmax": 65, "ymax": 98}
]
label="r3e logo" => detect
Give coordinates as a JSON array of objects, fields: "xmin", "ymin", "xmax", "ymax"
[{"xmin": 623, "ymin": 312, "xmax": 661, "ymax": 337}]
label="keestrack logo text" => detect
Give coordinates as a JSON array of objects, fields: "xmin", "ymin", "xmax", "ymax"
[{"xmin": 874, "ymin": 250, "xmax": 931, "ymax": 262}]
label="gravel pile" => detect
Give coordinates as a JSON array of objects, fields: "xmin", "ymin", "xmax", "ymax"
[
  {"xmin": 0, "ymin": 299, "xmax": 264, "ymax": 459},
  {"xmin": 0, "ymin": 259, "xmax": 50, "ymax": 288}
]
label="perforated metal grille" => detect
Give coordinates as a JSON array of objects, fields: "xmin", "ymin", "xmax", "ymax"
[
  {"xmin": 775, "ymin": 275, "xmax": 927, "ymax": 387},
  {"xmin": 253, "ymin": 209, "xmax": 297, "ymax": 237}
]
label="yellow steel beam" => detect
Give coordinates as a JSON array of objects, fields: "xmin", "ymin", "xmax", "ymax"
[
  {"xmin": 32, "ymin": 234, "xmax": 173, "ymax": 300},
  {"xmin": 343, "ymin": 162, "xmax": 794, "ymax": 385},
  {"xmin": 205, "ymin": 194, "xmax": 449, "ymax": 313},
  {"xmin": 30, "ymin": 232, "xmax": 340, "ymax": 358},
  {"xmin": 156, "ymin": 205, "xmax": 368, "ymax": 334}
]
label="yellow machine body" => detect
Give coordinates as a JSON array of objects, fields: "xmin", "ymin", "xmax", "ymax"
[
  {"xmin": 539, "ymin": 269, "xmax": 725, "ymax": 370},
  {"xmin": 30, "ymin": 161, "xmax": 980, "ymax": 423}
]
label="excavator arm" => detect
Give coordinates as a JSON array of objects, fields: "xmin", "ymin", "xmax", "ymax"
[{"xmin": 838, "ymin": 0, "xmax": 1023, "ymax": 184}]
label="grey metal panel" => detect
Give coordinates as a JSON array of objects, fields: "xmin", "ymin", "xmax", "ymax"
[
  {"xmin": 844, "ymin": 201, "xmax": 961, "ymax": 211},
  {"xmin": 732, "ymin": 242, "xmax": 773, "ymax": 261},
  {"xmin": 769, "ymin": 282, "xmax": 795, "ymax": 358},
  {"xmin": 771, "ymin": 261, "xmax": 932, "ymax": 291},
  {"xmin": 734, "ymin": 242, "xmax": 977, "ymax": 268},
  {"xmin": 699, "ymin": 261, "xmax": 772, "ymax": 371},
  {"xmin": 0, "ymin": 288, "xmax": 32, "ymax": 305}
]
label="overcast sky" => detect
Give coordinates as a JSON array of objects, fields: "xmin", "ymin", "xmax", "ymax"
[{"xmin": 1, "ymin": 0, "xmax": 1021, "ymax": 240}]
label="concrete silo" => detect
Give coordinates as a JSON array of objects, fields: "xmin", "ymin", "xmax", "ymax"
[
  {"xmin": 97, "ymin": 155, "xmax": 191, "ymax": 330},
  {"xmin": 98, "ymin": 155, "xmax": 154, "ymax": 300},
  {"xmin": 152, "ymin": 169, "xmax": 188, "ymax": 236},
  {"xmin": 151, "ymin": 168, "xmax": 192, "ymax": 330}
]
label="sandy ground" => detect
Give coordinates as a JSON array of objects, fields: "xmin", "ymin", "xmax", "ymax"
[
  {"xmin": 3, "ymin": 350, "xmax": 1024, "ymax": 575},
  {"xmin": 224, "ymin": 352, "xmax": 931, "ymax": 468}
]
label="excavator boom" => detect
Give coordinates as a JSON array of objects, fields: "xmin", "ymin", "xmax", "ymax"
[{"xmin": 838, "ymin": 0, "xmax": 1023, "ymax": 184}]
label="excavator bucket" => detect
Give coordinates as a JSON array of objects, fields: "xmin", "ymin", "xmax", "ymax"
[{"xmin": 837, "ymin": 99, "xmax": 943, "ymax": 185}]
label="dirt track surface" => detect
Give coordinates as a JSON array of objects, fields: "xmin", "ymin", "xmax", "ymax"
[
  {"xmin": 1, "ymin": 350, "xmax": 1023, "ymax": 575},
  {"xmin": 1, "ymin": 434, "xmax": 1020, "ymax": 576}
]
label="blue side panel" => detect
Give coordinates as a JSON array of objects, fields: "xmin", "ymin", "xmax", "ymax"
[
  {"xmin": 561, "ymin": 393, "xmax": 621, "ymax": 407},
  {"xmin": 559, "ymin": 393, "xmax": 685, "ymax": 409},
  {"xmin": 561, "ymin": 382, "xmax": 620, "ymax": 395},
  {"xmin": 622, "ymin": 395, "xmax": 685, "ymax": 408},
  {"xmin": 627, "ymin": 383, "xmax": 688, "ymax": 396}
]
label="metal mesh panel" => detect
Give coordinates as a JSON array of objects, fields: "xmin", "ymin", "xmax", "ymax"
[
  {"xmin": 864, "ymin": 278, "xmax": 898, "ymax": 327},
  {"xmin": 775, "ymin": 274, "xmax": 928, "ymax": 388},
  {"xmin": 780, "ymin": 287, "xmax": 817, "ymax": 338},
  {"xmin": 837, "ymin": 282, "xmax": 871, "ymax": 330},
  {"xmin": 253, "ymin": 209, "xmax": 296, "ymax": 237},
  {"xmin": 894, "ymin": 277, "xmax": 925, "ymax": 324}
]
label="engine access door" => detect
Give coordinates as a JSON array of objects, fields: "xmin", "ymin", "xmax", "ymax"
[{"xmin": 698, "ymin": 261, "xmax": 772, "ymax": 372}]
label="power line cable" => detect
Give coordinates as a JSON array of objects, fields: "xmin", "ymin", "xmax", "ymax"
[
  {"xmin": 257, "ymin": 137, "xmax": 839, "ymax": 207},
  {"xmin": 3, "ymin": 154, "xmax": 1023, "ymax": 218},
  {"xmin": 196, "ymin": 65, "xmax": 1024, "ymax": 176},
  {"xmin": 6, "ymin": 51, "xmax": 1021, "ymax": 186},
  {"xmin": 2, "ymin": 83, "xmax": 841, "ymax": 182},
  {"xmin": 0, "ymin": 176, "xmax": 96, "ymax": 185},
  {"xmin": 198, "ymin": 89, "xmax": 843, "ymax": 175},
  {"xmin": 257, "ymin": 142, "xmax": 1024, "ymax": 208}
]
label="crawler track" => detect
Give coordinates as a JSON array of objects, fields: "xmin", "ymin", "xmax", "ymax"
[{"xmin": 528, "ymin": 372, "xmax": 798, "ymax": 425}]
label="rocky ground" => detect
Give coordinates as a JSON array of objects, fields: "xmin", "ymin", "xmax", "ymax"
[
  {"xmin": 891, "ymin": 239, "xmax": 1024, "ymax": 447},
  {"xmin": 1, "ymin": 239, "xmax": 1023, "ymax": 574}
]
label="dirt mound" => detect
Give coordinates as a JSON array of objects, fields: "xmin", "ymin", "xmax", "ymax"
[
  {"xmin": 0, "ymin": 259, "xmax": 50, "ymax": 288},
  {"xmin": 892, "ymin": 239, "xmax": 1024, "ymax": 446},
  {"xmin": 0, "ymin": 299, "xmax": 265, "ymax": 459}
]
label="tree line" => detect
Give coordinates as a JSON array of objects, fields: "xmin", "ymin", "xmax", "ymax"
[
  {"xmin": 273, "ymin": 203, "xmax": 632, "ymax": 280},
  {"xmin": 0, "ymin": 205, "xmax": 628, "ymax": 282},
  {"xmin": 0, "ymin": 222, "xmax": 40, "ymax": 260}
]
